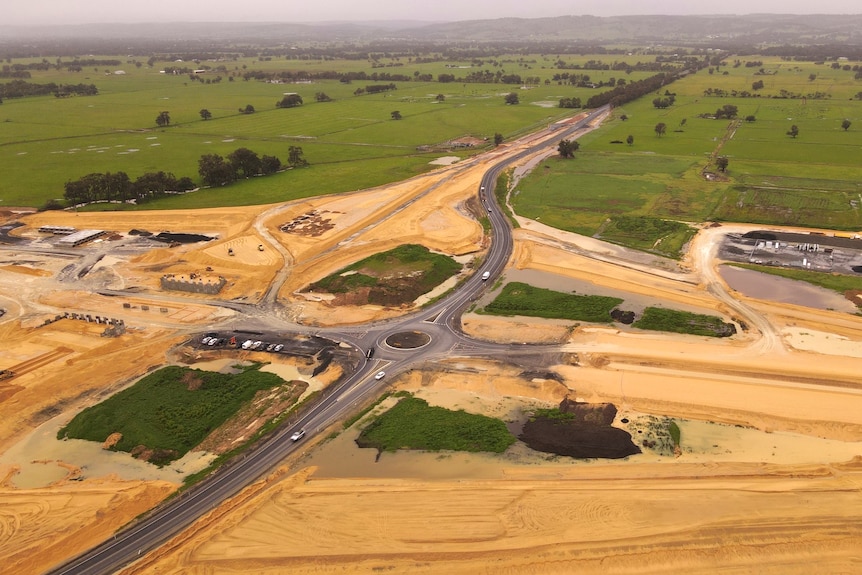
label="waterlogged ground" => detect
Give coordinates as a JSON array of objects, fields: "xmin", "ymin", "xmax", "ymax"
[
  {"xmin": 303, "ymin": 390, "xmax": 862, "ymax": 481},
  {"xmin": 720, "ymin": 265, "xmax": 858, "ymax": 313}
]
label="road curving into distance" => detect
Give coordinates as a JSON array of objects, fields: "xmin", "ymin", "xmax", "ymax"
[{"xmin": 49, "ymin": 106, "xmax": 624, "ymax": 575}]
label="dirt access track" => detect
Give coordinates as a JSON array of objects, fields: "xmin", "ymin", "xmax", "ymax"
[{"xmin": 2, "ymin": 108, "xmax": 862, "ymax": 574}]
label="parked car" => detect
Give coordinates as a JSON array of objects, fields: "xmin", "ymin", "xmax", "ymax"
[
  {"xmin": 374, "ymin": 371, "xmax": 386, "ymax": 380},
  {"xmin": 266, "ymin": 343, "xmax": 276, "ymax": 352},
  {"xmin": 274, "ymin": 344, "xmax": 284, "ymax": 352},
  {"xmin": 252, "ymin": 340, "xmax": 263, "ymax": 350},
  {"xmin": 201, "ymin": 336, "xmax": 212, "ymax": 345},
  {"xmin": 241, "ymin": 339, "xmax": 253, "ymax": 349}
]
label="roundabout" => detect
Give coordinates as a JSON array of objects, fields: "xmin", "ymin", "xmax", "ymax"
[{"xmin": 384, "ymin": 330, "xmax": 432, "ymax": 349}]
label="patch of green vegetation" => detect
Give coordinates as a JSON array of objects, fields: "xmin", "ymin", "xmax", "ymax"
[
  {"xmin": 496, "ymin": 169, "xmax": 519, "ymax": 229},
  {"xmin": 600, "ymin": 215, "xmax": 696, "ymax": 258},
  {"xmin": 711, "ymin": 186, "xmax": 862, "ymax": 229},
  {"xmin": 356, "ymin": 395, "xmax": 516, "ymax": 453},
  {"xmin": 633, "ymin": 307, "xmax": 735, "ymax": 337},
  {"xmin": 668, "ymin": 420, "xmax": 681, "ymax": 447},
  {"xmin": 306, "ymin": 244, "xmax": 460, "ymax": 305},
  {"xmin": 58, "ymin": 365, "xmax": 286, "ymax": 465},
  {"xmin": 483, "ymin": 282, "xmax": 622, "ymax": 323},
  {"xmin": 728, "ymin": 263, "xmax": 862, "ymax": 296},
  {"xmin": 531, "ymin": 408, "xmax": 575, "ymax": 422}
]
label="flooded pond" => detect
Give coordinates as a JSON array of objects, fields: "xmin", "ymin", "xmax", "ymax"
[{"xmin": 719, "ymin": 265, "xmax": 857, "ymax": 313}]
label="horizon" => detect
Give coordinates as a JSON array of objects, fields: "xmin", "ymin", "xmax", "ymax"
[{"xmin": 4, "ymin": 0, "xmax": 861, "ymax": 27}]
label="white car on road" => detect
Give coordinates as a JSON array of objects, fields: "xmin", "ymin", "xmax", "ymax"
[
  {"xmin": 374, "ymin": 371, "xmax": 386, "ymax": 380},
  {"xmin": 290, "ymin": 429, "xmax": 306, "ymax": 442}
]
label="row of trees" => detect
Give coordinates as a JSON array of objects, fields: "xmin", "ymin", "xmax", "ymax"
[
  {"xmin": 64, "ymin": 171, "xmax": 196, "ymax": 206},
  {"xmin": 558, "ymin": 97, "xmax": 582, "ymax": 109},
  {"xmin": 62, "ymin": 146, "xmax": 308, "ymax": 204},
  {"xmin": 198, "ymin": 146, "xmax": 305, "ymax": 187},
  {"xmin": 0, "ymin": 80, "xmax": 98, "ymax": 99},
  {"xmin": 585, "ymin": 72, "xmax": 677, "ymax": 109}
]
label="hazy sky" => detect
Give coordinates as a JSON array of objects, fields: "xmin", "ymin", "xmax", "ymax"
[{"xmin": 5, "ymin": 0, "xmax": 861, "ymax": 26}]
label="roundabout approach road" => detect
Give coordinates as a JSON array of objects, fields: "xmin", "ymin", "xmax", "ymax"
[{"xmin": 51, "ymin": 107, "xmax": 608, "ymax": 575}]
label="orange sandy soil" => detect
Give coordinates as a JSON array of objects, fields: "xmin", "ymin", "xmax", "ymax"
[
  {"xmin": 117, "ymin": 460, "xmax": 862, "ymax": 575},
  {"xmin": 2, "ymin": 117, "xmax": 862, "ymax": 573},
  {"xmin": 1, "ymin": 476, "xmax": 175, "ymax": 575}
]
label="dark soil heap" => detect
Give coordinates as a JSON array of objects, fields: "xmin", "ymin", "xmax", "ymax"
[{"xmin": 519, "ymin": 397, "xmax": 641, "ymax": 459}]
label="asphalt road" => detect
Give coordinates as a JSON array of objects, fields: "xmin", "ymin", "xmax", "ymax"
[{"xmin": 49, "ymin": 106, "xmax": 608, "ymax": 575}]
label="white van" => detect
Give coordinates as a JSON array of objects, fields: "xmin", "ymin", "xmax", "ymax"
[{"xmin": 481, "ymin": 271, "xmax": 490, "ymax": 281}]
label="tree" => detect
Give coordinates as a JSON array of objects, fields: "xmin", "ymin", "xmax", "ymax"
[
  {"xmin": 626, "ymin": 134, "xmax": 634, "ymax": 146},
  {"xmin": 841, "ymin": 119, "xmax": 852, "ymax": 131},
  {"xmin": 155, "ymin": 111, "xmax": 170, "ymax": 127},
  {"xmin": 198, "ymin": 154, "xmax": 236, "ymax": 187},
  {"xmin": 752, "ymin": 79, "xmax": 764, "ymax": 91},
  {"xmin": 652, "ymin": 96, "xmax": 673, "ymax": 109},
  {"xmin": 494, "ymin": 133, "xmax": 504, "ymax": 146},
  {"xmin": 227, "ymin": 147, "xmax": 261, "ymax": 178},
  {"xmin": 199, "ymin": 109, "xmax": 212, "ymax": 120},
  {"xmin": 716, "ymin": 156, "xmax": 729, "ymax": 172},
  {"xmin": 787, "ymin": 125, "xmax": 799, "ymax": 138},
  {"xmin": 287, "ymin": 146, "xmax": 308, "ymax": 168},
  {"xmin": 654, "ymin": 122, "xmax": 667, "ymax": 137},
  {"xmin": 745, "ymin": 115, "xmax": 757, "ymax": 122},
  {"xmin": 260, "ymin": 155, "xmax": 282, "ymax": 175},
  {"xmin": 391, "ymin": 110, "xmax": 402, "ymax": 120},
  {"xmin": 435, "ymin": 94, "xmax": 445, "ymax": 102},
  {"xmin": 557, "ymin": 139, "xmax": 580, "ymax": 159},
  {"xmin": 620, "ymin": 114, "xmax": 628, "ymax": 121},
  {"xmin": 239, "ymin": 104, "xmax": 255, "ymax": 114},
  {"xmin": 714, "ymin": 104, "xmax": 738, "ymax": 119},
  {"xmin": 504, "ymin": 92, "xmax": 519, "ymax": 105},
  {"xmin": 276, "ymin": 93, "xmax": 303, "ymax": 108}
]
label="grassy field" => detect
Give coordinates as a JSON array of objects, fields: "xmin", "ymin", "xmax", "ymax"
[
  {"xmin": 1, "ymin": 52, "xmax": 659, "ymax": 208},
  {"xmin": 483, "ymin": 282, "xmax": 737, "ymax": 335},
  {"xmin": 483, "ymin": 282, "xmax": 622, "ymax": 322},
  {"xmin": 306, "ymin": 244, "xmax": 461, "ymax": 305},
  {"xmin": 57, "ymin": 365, "xmax": 287, "ymax": 465},
  {"xmin": 355, "ymin": 395, "xmax": 516, "ymax": 453},
  {"xmin": 514, "ymin": 56, "xmax": 862, "ymax": 254}
]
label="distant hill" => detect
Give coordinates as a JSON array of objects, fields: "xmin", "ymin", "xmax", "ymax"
[
  {"xmin": 409, "ymin": 14, "xmax": 862, "ymax": 44},
  {"xmin": 1, "ymin": 14, "xmax": 862, "ymax": 50}
]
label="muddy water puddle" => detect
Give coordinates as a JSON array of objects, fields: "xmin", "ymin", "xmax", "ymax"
[
  {"xmin": 306, "ymin": 392, "xmax": 862, "ymax": 480},
  {"xmin": 0, "ymin": 414, "xmax": 214, "ymax": 488},
  {"xmin": 720, "ymin": 265, "xmax": 857, "ymax": 312}
]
